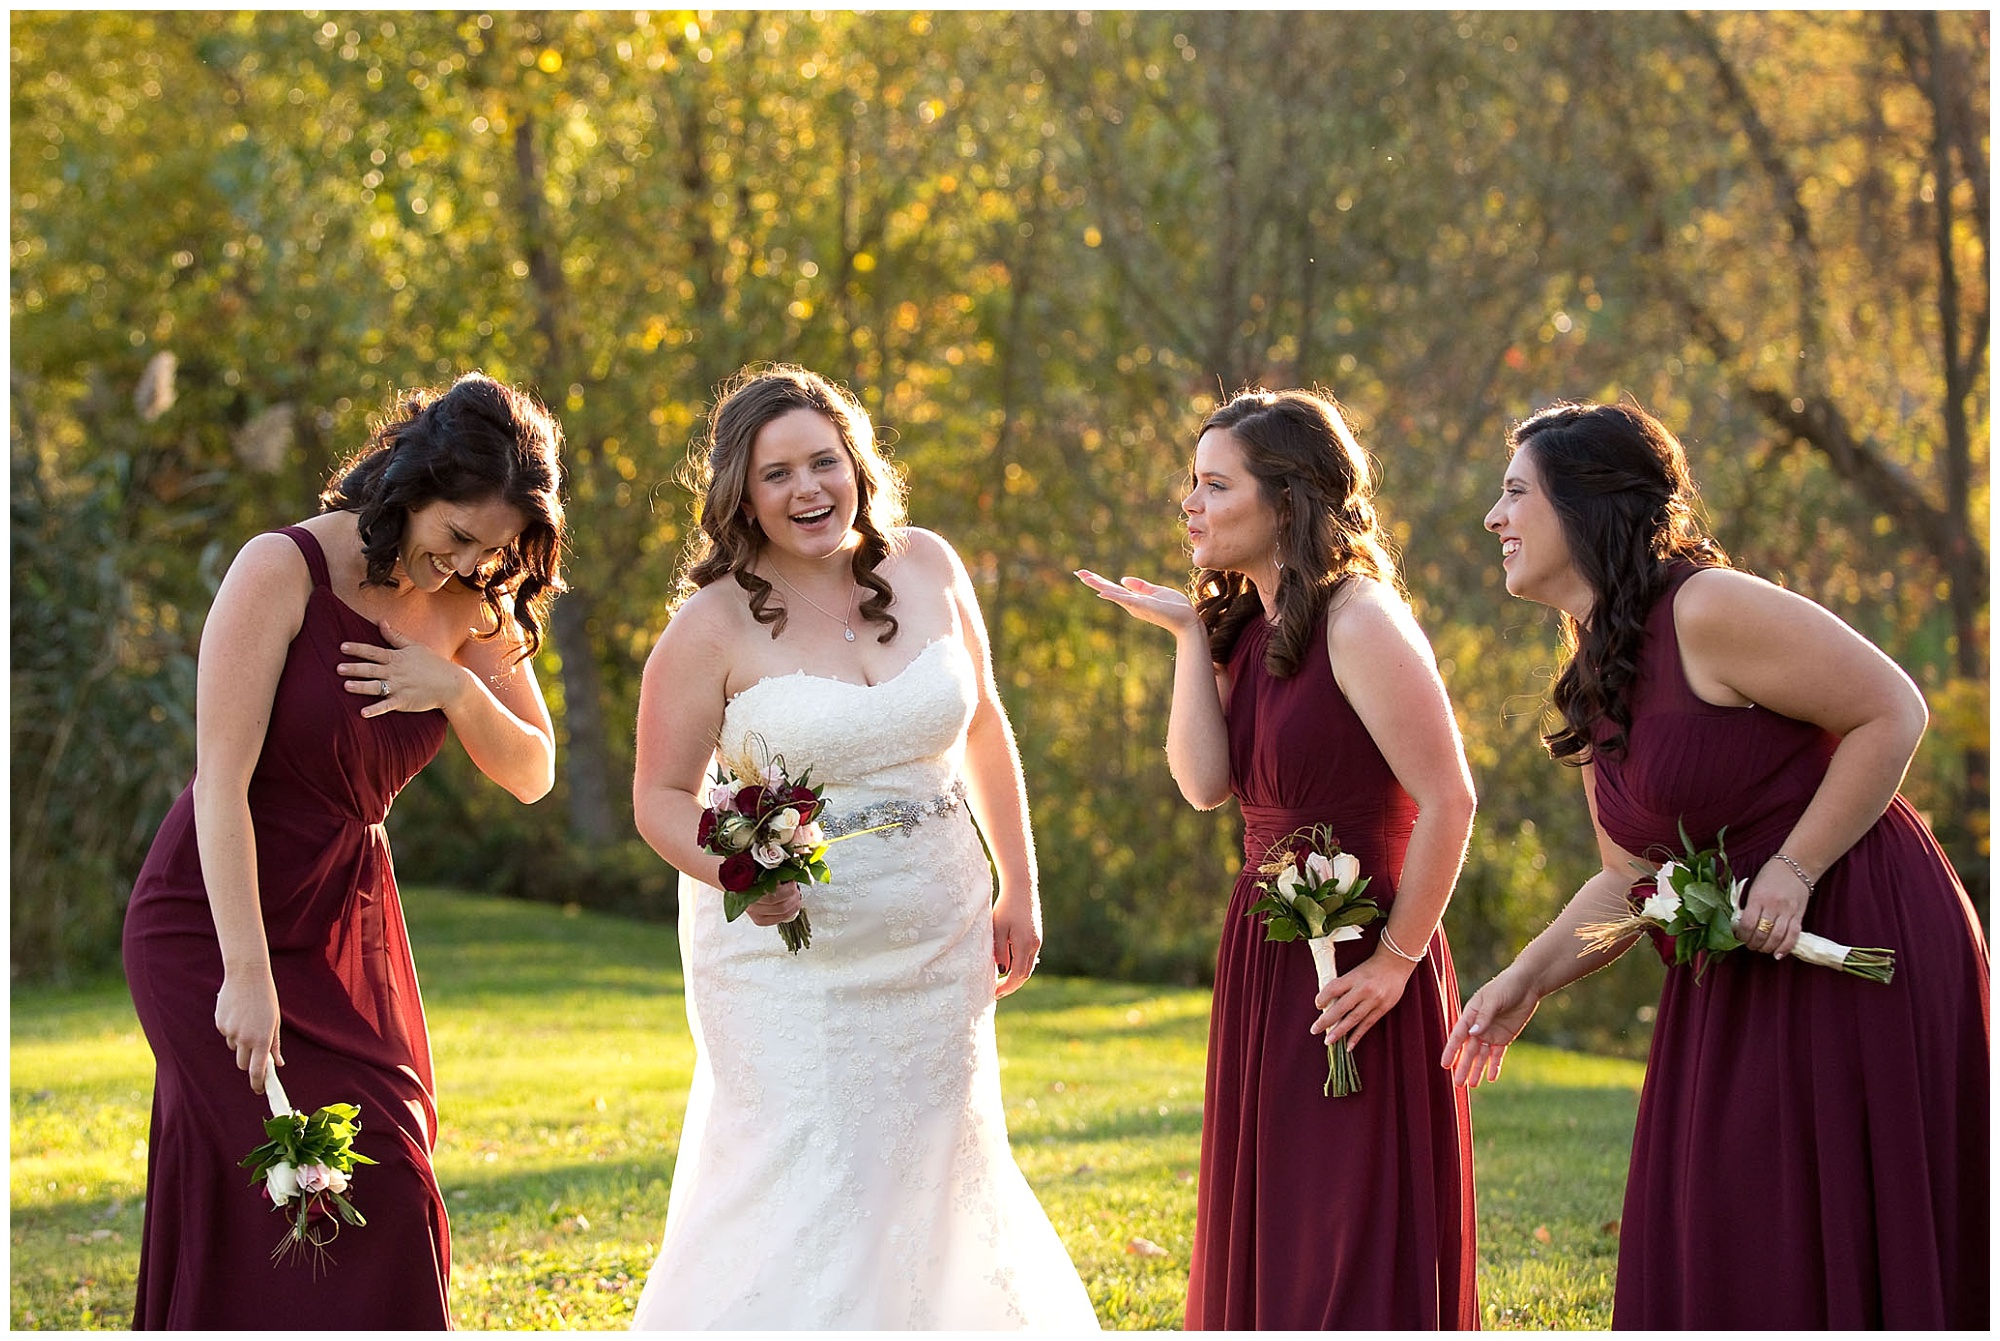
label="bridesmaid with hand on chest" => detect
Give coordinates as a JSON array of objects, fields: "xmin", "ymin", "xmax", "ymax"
[{"xmin": 122, "ymin": 374, "xmax": 567, "ymax": 1328}]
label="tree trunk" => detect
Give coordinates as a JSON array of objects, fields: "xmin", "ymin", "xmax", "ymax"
[{"xmin": 510, "ymin": 97, "xmax": 620, "ymax": 847}]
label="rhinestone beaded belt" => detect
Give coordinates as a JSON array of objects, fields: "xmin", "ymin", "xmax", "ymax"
[{"xmin": 819, "ymin": 778, "xmax": 968, "ymax": 840}]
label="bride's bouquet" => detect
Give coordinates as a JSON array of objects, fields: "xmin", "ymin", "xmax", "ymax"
[
  {"xmin": 1245, "ymin": 825, "xmax": 1382, "ymax": 1096},
  {"xmin": 1577, "ymin": 822, "xmax": 1895, "ymax": 983},
  {"xmin": 698, "ymin": 735, "xmax": 835, "ymax": 952},
  {"xmin": 238, "ymin": 1070, "xmax": 375, "ymax": 1273}
]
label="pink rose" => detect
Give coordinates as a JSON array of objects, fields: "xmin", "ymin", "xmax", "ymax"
[{"xmin": 296, "ymin": 1162, "xmax": 335, "ymax": 1195}]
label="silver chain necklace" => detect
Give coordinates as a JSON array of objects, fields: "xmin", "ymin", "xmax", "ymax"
[{"xmin": 766, "ymin": 565, "xmax": 858, "ymax": 641}]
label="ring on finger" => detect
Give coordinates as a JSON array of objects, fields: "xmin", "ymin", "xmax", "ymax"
[
  {"xmin": 1755, "ymin": 916, "xmax": 1775, "ymax": 934},
  {"xmin": 375, "ymin": 679, "xmax": 388, "ymax": 696}
]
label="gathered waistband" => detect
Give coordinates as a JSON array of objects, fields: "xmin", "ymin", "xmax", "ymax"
[{"xmin": 820, "ymin": 778, "xmax": 968, "ymax": 840}]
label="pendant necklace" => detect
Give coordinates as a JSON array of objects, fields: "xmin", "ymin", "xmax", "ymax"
[{"xmin": 767, "ymin": 566, "xmax": 858, "ymax": 641}]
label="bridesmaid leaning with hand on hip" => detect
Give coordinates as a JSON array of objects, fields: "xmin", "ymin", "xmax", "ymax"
[
  {"xmin": 1443, "ymin": 400, "xmax": 1988, "ymax": 1328},
  {"xmin": 122, "ymin": 373, "xmax": 567, "ymax": 1328},
  {"xmin": 1080, "ymin": 387, "xmax": 1479, "ymax": 1330}
]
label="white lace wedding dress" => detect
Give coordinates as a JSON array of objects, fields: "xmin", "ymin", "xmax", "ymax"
[{"xmin": 632, "ymin": 635, "xmax": 1100, "ymax": 1330}]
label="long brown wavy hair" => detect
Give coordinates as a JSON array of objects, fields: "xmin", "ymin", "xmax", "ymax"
[
  {"xmin": 1190, "ymin": 388, "xmax": 1399, "ymax": 677},
  {"xmin": 321, "ymin": 372, "xmax": 566, "ymax": 661},
  {"xmin": 1510, "ymin": 400, "xmax": 1730, "ymax": 764},
  {"xmin": 676, "ymin": 364, "xmax": 908, "ymax": 642}
]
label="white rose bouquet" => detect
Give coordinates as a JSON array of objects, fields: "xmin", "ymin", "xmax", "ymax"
[
  {"xmin": 1245, "ymin": 825, "xmax": 1382, "ymax": 1096},
  {"xmin": 1577, "ymin": 822, "xmax": 1895, "ymax": 983},
  {"xmin": 238, "ymin": 1070, "xmax": 375, "ymax": 1272}
]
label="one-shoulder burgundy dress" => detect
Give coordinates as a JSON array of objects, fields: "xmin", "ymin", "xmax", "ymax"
[
  {"xmin": 123, "ymin": 525, "xmax": 453, "ymax": 1328},
  {"xmin": 1185, "ymin": 611, "xmax": 1479, "ymax": 1329},
  {"xmin": 1591, "ymin": 564, "xmax": 1988, "ymax": 1328}
]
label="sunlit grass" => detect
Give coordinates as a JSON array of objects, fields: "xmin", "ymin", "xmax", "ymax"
[{"xmin": 11, "ymin": 888, "xmax": 1640, "ymax": 1329}]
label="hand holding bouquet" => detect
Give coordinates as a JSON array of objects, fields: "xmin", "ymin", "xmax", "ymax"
[
  {"xmin": 1578, "ymin": 822, "xmax": 1894, "ymax": 983},
  {"xmin": 1245, "ymin": 825, "xmax": 1382, "ymax": 1096},
  {"xmin": 238, "ymin": 1069, "xmax": 375, "ymax": 1272},
  {"xmin": 697, "ymin": 735, "xmax": 833, "ymax": 952}
]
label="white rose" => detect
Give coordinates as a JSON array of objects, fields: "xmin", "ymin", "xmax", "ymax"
[
  {"xmin": 327, "ymin": 1166, "xmax": 350, "ymax": 1195},
  {"xmin": 751, "ymin": 840, "xmax": 788, "ymax": 869},
  {"xmin": 1639, "ymin": 890, "xmax": 1682, "ymax": 923},
  {"xmin": 1303, "ymin": 852, "xmax": 1335, "ymax": 887},
  {"xmin": 1654, "ymin": 862, "xmax": 1682, "ymax": 900},
  {"xmin": 766, "ymin": 807, "xmax": 801, "ymax": 843},
  {"xmin": 1275, "ymin": 865, "xmax": 1305, "ymax": 902},
  {"xmin": 265, "ymin": 1161, "xmax": 299, "ymax": 1205},
  {"xmin": 1329, "ymin": 851, "xmax": 1361, "ymax": 892}
]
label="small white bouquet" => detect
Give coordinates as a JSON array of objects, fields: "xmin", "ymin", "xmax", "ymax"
[
  {"xmin": 1245, "ymin": 825, "xmax": 1382, "ymax": 1096},
  {"xmin": 1578, "ymin": 823, "xmax": 1894, "ymax": 983}
]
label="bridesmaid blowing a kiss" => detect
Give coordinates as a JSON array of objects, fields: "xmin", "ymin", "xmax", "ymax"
[
  {"xmin": 1080, "ymin": 387, "xmax": 1479, "ymax": 1330},
  {"xmin": 1443, "ymin": 401, "xmax": 1988, "ymax": 1328},
  {"xmin": 122, "ymin": 374, "xmax": 567, "ymax": 1328}
]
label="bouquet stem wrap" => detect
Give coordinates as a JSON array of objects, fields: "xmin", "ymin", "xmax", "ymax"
[{"xmin": 1309, "ymin": 933, "xmax": 1363, "ymax": 1097}]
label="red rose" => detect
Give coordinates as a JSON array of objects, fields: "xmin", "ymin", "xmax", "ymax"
[
  {"xmin": 787, "ymin": 784, "xmax": 819, "ymax": 814},
  {"xmin": 718, "ymin": 851, "xmax": 760, "ymax": 893},
  {"xmin": 696, "ymin": 808, "xmax": 719, "ymax": 848},
  {"xmin": 734, "ymin": 785, "xmax": 769, "ymax": 817}
]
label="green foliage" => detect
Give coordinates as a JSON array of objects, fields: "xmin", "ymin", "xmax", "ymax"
[
  {"xmin": 11, "ymin": 888, "xmax": 1643, "ymax": 1330},
  {"xmin": 10, "ymin": 11, "xmax": 1984, "ymax": 1022}
]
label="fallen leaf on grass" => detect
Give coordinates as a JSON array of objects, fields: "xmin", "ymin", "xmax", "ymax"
[
  {"xmin": 1600, "ymin": 1219, "xmax": 1620, "ymax": 1236},
  {"xmin": 1533, "ymin": 1225, "xmax": 1552, "ymax": 1243},
  {"xmin": 1126, "ymin": 1237, "xmax": 1169, "ymax": 1258}
]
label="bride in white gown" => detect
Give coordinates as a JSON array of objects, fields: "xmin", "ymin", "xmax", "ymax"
[{"xmin": 630, "ymin": 365, "xmax": 1100, "ymax": 1330}]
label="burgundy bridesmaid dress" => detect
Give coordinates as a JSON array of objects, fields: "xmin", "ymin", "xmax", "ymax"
[
  {"xmin": 1592, "ymin": 564, "xmax": 1989, "ymax": 1328},
  {"xmin": 123, "ymin": 525, "xmax": 454, "ymax": 1328},
  {"xmin": 1186, "ymin": 611, "xmax": 1479, "ymax": 1330}
]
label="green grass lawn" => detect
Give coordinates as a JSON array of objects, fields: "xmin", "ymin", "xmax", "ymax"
[{"xmin": 11, "ymin": 889, "xmax": 1640, "ymax": 1329}]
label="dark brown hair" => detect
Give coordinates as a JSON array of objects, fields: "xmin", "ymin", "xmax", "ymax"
[
  {"xmin": 676, "ymin": 364, "xmax": 908, "ymax": 642},
  {"xmin": 1190, "ymin": 387, "xmax": 1398, "ymax": 676},
  {"xmin": 1510, "ymin": 400, "xmax": 1730, "ymax": 763},
  {"xmin": 321, "ymin": 372, "xmax": 566, "ymax": 660}
]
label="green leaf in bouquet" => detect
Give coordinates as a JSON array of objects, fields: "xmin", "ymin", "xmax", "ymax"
[
  {"xmin": 1295, "ymin": 899, "xmax": 1328, "ymax": 938},
  {"xmin": 806, "ymin": 857, "xmax": 831, "ymax": 883},
  {"xmin": 1675, "ymin": 927, "xmax": 1704, "ymax": 966},
  {"xmin": 1703, "ymin": 916, "xmax": 1741, "ymax": 954},
  {"xmin": 722, "ymin": 889, "xmax": 759, "ymax": 923},
  {"xmin": 1328, "ymin": 901, "xmax": 1381, "ymax": 929},
  {"xmin": 1679, "ymin": 880, "xmax": 1727, "ymax": 917},
  {"xmin": 329, "ymin": 1190, "xmax": 367, "ymax": 1227},
  {"xmin": 1262, "ymin": 917, "xmax": 1302, "ymax": 942}
]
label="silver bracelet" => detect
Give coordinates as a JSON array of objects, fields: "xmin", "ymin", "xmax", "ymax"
[
  {"xmin": 1379, "ymin": 926, "xmax": 1426, "ymax": 964},
  {"xmin": 1772, "ymin": 852, "xmax": 1816, "ymax": 895}
]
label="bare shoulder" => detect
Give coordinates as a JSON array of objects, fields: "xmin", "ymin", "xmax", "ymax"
[
  {"xmin": 1326, "ymin": 575, "xmax": 1430, "ymax": 657},
  {"xmin": 202, "ymin": 530, "xmax": 315, "ymax": 654},
  {"xmin": 893, "ymin": 526, "xmax": 961, "ymax": 574},
  {"xmin": 655, "ymin": 580, "xmax": 746, "ymax": 660},
  {"xmin": 1674, "ymin": 564, "xmax": 1794, "ymax": 624},
  {"xmin": 220, "ymin": 529, "xmax": 314, "ymax": 604}
]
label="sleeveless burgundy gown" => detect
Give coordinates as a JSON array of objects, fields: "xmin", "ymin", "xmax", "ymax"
[
  {"xmin": 123, "ymin": 525, "xmax": 453, "ymax": 1328},
  {"xmin": 1186, "ymin": 610, "xmax": 1479, "ymax": 1330},
  {"xmin": 1591, "ymin": 564, "xmax": 1989, "ymax": 1328}
]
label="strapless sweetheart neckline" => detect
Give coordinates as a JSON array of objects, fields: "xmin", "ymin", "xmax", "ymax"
[{"xmin": 725, "ymin": 634, "xmax": 952, "ymax": 709}]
